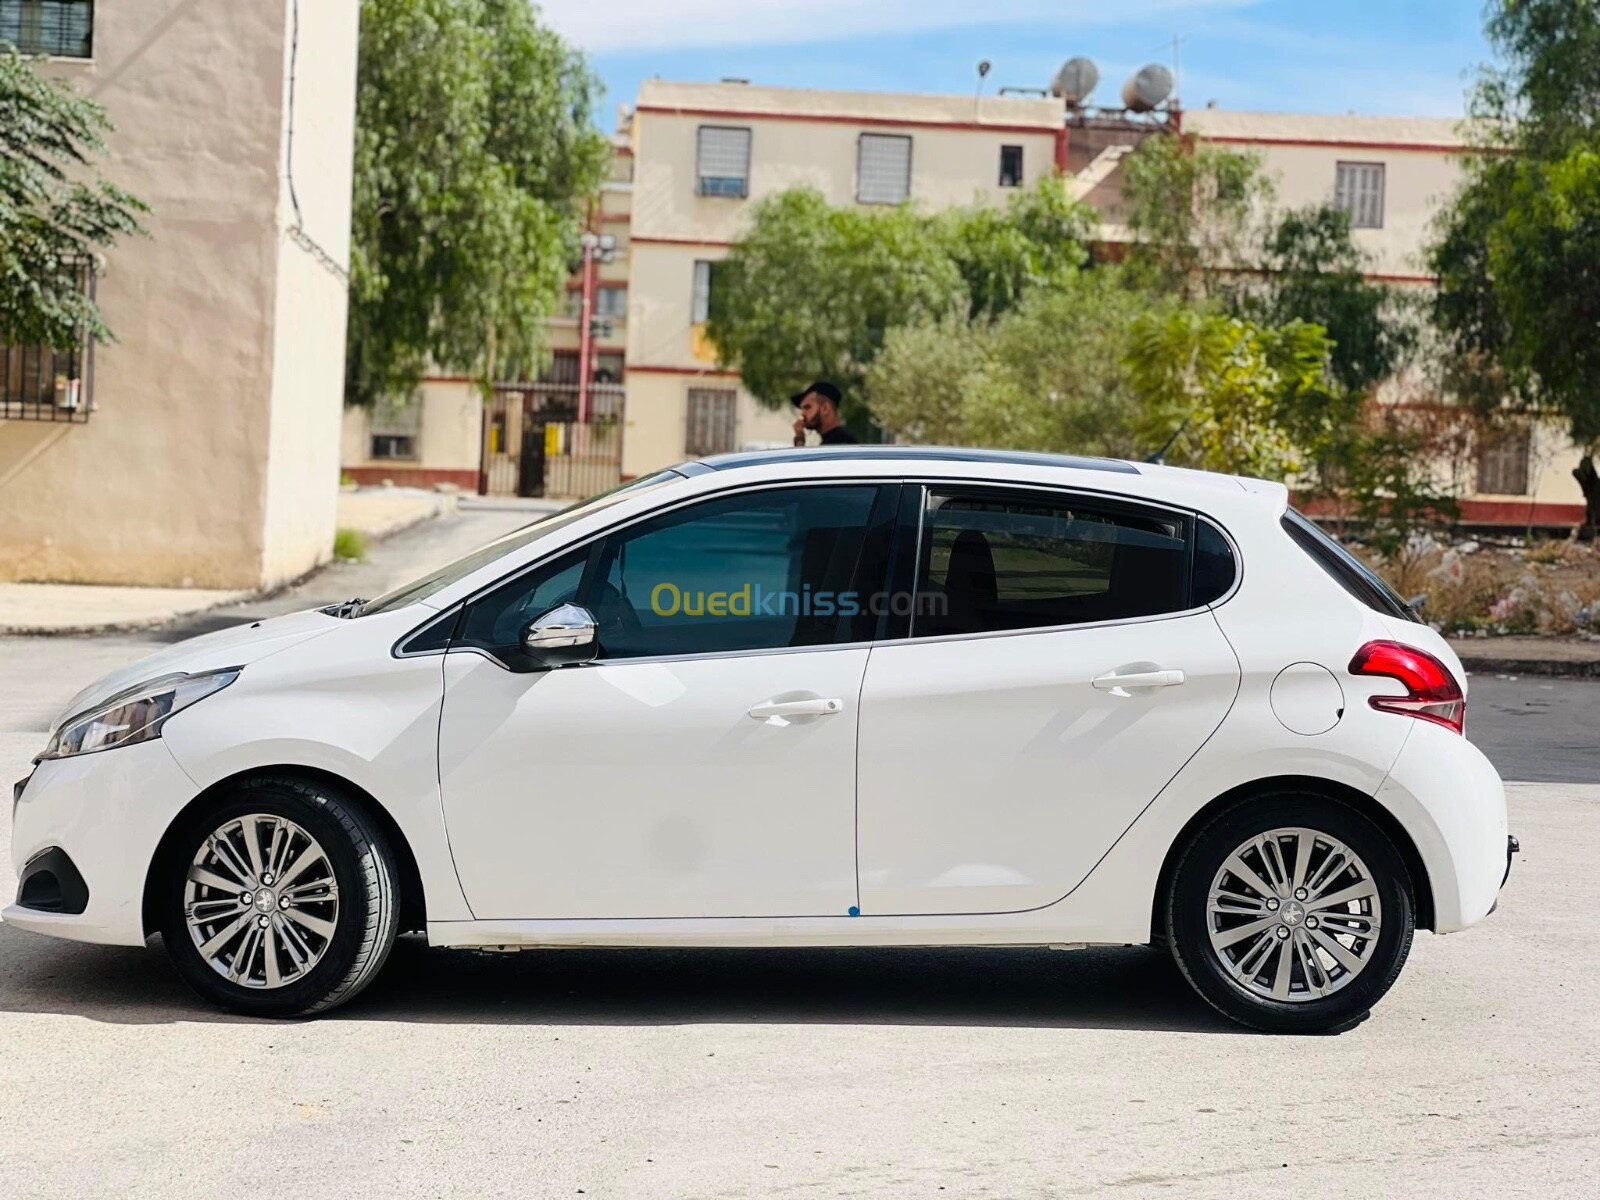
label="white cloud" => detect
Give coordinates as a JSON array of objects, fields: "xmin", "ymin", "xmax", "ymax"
[{"xmin": 539, "ymin": 0, "xmax": 1260, "ymax": 55}]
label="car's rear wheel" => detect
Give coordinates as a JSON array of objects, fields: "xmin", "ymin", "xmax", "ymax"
[
  {"xmin": 1165, "ymin": 793, "xmax": 1415, "ymax": 1034},
  {"xmin": 157, "ymin": 776, "xmax": 399, "ymax": 1017}
]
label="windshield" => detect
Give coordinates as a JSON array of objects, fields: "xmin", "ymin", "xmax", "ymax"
[{"xmin": 359, "ymin": 470, "xmax": 687, "ymax": 616}]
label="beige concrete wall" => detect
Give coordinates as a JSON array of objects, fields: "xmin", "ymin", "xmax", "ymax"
[
  {"xmin": 261, "ymin": 0, "xmax": 360, "ymax": 584},
  {"xmin": 632, "ymin": 80, "xmax": 1058, "ymax": 246},
  {"xmin": 1184, "ymin": 110, "xmax": 1467, "ymax": 279},
  {"xmin": 0, "ymin": 1, "xmax": 358, "ymax": 588},
  {"xmin": 342, "ymin": 380, "xmax": 482, "ymax": 475}
]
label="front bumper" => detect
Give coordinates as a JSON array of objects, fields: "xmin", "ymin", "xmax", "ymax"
[{"xmin": 3, "ymin": 739, "xmax": 200, "ymax": 946}]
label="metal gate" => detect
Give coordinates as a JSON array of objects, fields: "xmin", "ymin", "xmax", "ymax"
[{"xmin": 480, "ymin": 381, "xmax": 624, "ymax": 499}]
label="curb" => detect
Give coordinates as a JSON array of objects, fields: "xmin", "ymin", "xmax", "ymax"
[{"xmin": 1457, "ymin": 654, "xmax": 1600, "ymax": 680}]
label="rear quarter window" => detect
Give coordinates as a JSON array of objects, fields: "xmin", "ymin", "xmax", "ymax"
[
  {"xmin": 1281, "ymin": 510, "xmax": 1420, "ymax": 623},
  {"xmin": 1191, "ymin": 518, "xmax": 1237, "ymax": 606}
]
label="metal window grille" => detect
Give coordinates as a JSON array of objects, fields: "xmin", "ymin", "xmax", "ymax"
[
  {"xmin": 595, "ymin": 286, "xmax": 627, "ymax": 318},
  {"xmin": 1476, "ymin": 427, "xmax": 1531, "ymax": 496},
  {"xmin": 1335, "ymin": 161, "xmax": 1385, "ymax": 229},
  {"xmin": 858, "ymin": 133, "xmax": 912, "ymax": 204},
  {"xmin": 1, "ymin": 262, "xmax": 94, "ymax": 423},
  {"xmin": 999, "ymin": 144, "xmax": 1023, "ymax": 187},
  {"xmin": 0, "ymin": 0, "xmax": 93, "ymax": 57},
  {"xmin": 696, "ymin": 126, "xmax": 750, "ymax": 197},
  {"xmin": 686, "ymin": 388, "xmax": 737, "ymax": 456}
]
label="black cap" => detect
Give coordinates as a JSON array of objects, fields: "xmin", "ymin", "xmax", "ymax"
[{"xmin": 790, "ymin": 380, "xmax": 842, "ymax": 408}]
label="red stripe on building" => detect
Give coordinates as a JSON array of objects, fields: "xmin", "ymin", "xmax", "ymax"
[
  {"xmin": 343, "ymin": 467, "xmax": 479, "ymax": 491},
  {"xmin": 627, "ymin": 364, "xmax": 740, "ymax": 378},
  {"xmin": 631, "ymin": 234, "xmax": 734, "ymax": 249},
  {"xmin": 1200, "ymin": 134, "xmax": 1472, "ymax": 155},
  {"xmin": 634, "ymin": 103, "xmax": 1059, "ymax": 136}
]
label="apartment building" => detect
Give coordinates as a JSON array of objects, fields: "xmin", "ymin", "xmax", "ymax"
[
  {"xmin": 340, "ymin": 69, "xmax": 1583, "ymax": 525},
  {"xmin": 1183, "ymin": 108, "xmax": 1584, "ymax": 526},
  {"xmin": 1, "ymin": 1, "xmax": 360, "ymax": 587},
  {"xmin": 621, "ymin": 79, "xmax": 1064, "ymax": 478}
]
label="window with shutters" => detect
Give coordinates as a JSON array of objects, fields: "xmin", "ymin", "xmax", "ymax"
[
  {"xmin": 1334, "ymin": 162, "xmax": 1385, "ymax": 229},
  {"xmin": 1476, "ymin": 427, "xmax": 1531, "ymax": 495},
  {"xmin": 369, "ymin": 394, "xmax": 422, "ymax": 460},
  {"xmin": 685, "ymin": 388, "xmax": 737, "ymax": 457},
  {"xmin": 857, "ymin": 133, "xmax": 912, "ymax": 204},
  {"xmin": 696, "ymin": 126, "xmax": 751, "ymax": 197},
  {"xmin": 1, "ymin": 1, "xmax": 93, "ymax": 57}
]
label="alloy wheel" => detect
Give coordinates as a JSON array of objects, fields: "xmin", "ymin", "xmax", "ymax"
[
  {"xmin": 182, "ymin": 813, "xmax": 341, "ymax": 990},
  {"xmin": 1206, "ymin": 826, "xmax": 1382, "ymax": 1004}
]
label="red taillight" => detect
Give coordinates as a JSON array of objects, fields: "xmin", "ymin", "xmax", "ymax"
[{"xmin": 1349, "ymin": 640, "xmax": 1465, "ymax": 734}]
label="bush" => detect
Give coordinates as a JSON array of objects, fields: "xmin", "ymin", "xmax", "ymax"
[{"xmin": 333, "ymin": 528, "xmax": 369, "ymax": 562}]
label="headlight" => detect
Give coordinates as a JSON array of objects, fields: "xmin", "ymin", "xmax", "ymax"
[{"xmin": 38, "ymin": 667, "xmax": 241, "ymax": 762}]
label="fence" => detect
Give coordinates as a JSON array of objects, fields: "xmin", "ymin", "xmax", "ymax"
[{"xmin": 480, "ymin": 381, "xmax": 624, "ymax": 499}]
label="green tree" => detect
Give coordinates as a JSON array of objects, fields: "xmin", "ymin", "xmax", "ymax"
[
  {"xmin": 1252, "ymin": 204, "xmax": 1413, "ymax": 394},
  {"xmin": 1121, "ymin": 133, "xmax": 1272, "ymax": 300},
  {"xmin": 0, "ymin": 49, "xmax": 145, "ymax": 350},
  {"xmin": 867, "ymin": 270, "xmax": 1150, "ymax": 456},
  {"xmin": 705, "ymin": 187, "xmax": 967, "ymax": 428},
  {"xmin": 934, "ymin": 177, "xmax": 1096, "ymax": 319},
  {"xmin": 1429, "ymin": 0, "xmax": 1600, "ymax": 535},
  {"xmin": 346, "ymin": 0, "xmax": 607, "ymax": 406},
  {"xmin": 707, "ymin": 181, "xmax": 1097, "ymax": 431},
  {"xmin": 1125, "ymin": 307, "xmax": 1331, "ymax": 478}
]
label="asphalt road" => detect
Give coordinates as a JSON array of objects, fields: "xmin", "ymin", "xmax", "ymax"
[{"xmin": 0, "ymin": 510, "xmax": 1595, "ymax": 1197}]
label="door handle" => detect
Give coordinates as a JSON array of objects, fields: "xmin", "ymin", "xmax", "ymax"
[
  {"xmin": 747, "ymin": 697, "xmax": 843, "ymax": 720},
  {"xmin": 1092, "ymin": 669, "xmax": 1186, "ymax": 692}
]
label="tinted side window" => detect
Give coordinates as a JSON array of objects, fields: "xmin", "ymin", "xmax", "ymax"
[
  {"xmin": 914, "ymin": 492, "xmax": 1189, "ymax": 637},
  {"xmin": 457, "ymin": 548, "xmax": 589, "ymax": 657},
  {"xmin": 1192, "ymin": 519, "xmax": 1238, "ymax": 606},
  {"xmin": 594, "ymin": 486, "xmax": 883, "ymax": 659},
  {"xmin": 1281, "ymin": 509, "xmax": 1420, "ymax": 623}
]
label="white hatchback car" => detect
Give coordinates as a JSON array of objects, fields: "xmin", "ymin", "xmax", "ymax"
[{"xmin": 7, "ymin": 448, "xmax": 1512, "ymax": 1032}]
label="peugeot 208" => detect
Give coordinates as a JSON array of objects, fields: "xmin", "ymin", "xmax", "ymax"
[{"xmin": 7, "ymin": 449, "xmax": 1512, "ymax": 1032}]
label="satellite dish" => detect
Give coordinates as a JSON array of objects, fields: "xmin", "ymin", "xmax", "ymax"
[
  {"xmin": 1122, "ymin": 63, "xmax": 1174, "ymax": 112},
  {"xmin": 1051, "ymin": 57, "xmax": 1099, "ymax": 105}
]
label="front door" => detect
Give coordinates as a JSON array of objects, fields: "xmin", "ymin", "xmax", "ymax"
[
  {"xmin": 438, "ymin": 482, "xmax": 896, "ymax": 920},
  {"xmin": 856, "ymin": 485, "xmax": 1241, "ymax": 915}
]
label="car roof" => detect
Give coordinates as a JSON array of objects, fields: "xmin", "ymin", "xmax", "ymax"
[
  {"xmin": 692, "ymin": 446, "xmax": 1139, "ymax": 474},
  {"xmin": 681, "ymin": 446, "xmax": 1289, "ymax": 517}
]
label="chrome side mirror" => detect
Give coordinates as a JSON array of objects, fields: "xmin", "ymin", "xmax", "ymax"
[{"xmin": 520, "ymin": 603, "xmax": 598, "ymax": 669}]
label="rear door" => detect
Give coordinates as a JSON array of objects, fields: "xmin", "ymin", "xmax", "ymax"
[{"xmin": 855, "ymin": 484, "xmax": 1240, "ymax": 915}]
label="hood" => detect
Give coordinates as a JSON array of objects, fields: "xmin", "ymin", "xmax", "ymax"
[{"xmin": 54, "ymin": 609, "xmax": 338, "ymax": 730}]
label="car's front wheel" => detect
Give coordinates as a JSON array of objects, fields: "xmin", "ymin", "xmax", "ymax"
[
  {"xmin": 1165, "ymin": 793, "xmax": 1415, "ymax": 1034},
  {"xmin": 157, "ymin": 775, "xmax": 400, "ymax": 1017}
]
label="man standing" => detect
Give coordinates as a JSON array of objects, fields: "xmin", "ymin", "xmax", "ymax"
[{"xmin": 791, "ymin": 381, "xmax": 858, "ymax": 446}]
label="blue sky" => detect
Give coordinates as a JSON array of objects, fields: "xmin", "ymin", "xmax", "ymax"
[{"xmin": 540, "ymin": 0, "xmax": 1492, "ymax": 128}]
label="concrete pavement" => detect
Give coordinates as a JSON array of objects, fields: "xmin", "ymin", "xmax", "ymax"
[{"xmin": 0, "ymin": 509, "xmax": 1595, "ymax": 1197}]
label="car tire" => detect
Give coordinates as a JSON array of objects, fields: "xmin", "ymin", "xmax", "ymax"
[
  {"xmin": 157, "ymin": 775, "xmax": 400, "ymax": 1017},
  {"xmin": 1165, "ymin": 792, "xmax": 1415, "ymax": 1034}
]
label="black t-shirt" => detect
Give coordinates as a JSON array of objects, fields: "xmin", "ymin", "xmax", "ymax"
[{"xmin": 819, "ymin": 425, "xmax": 858, "ymax": 445}]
